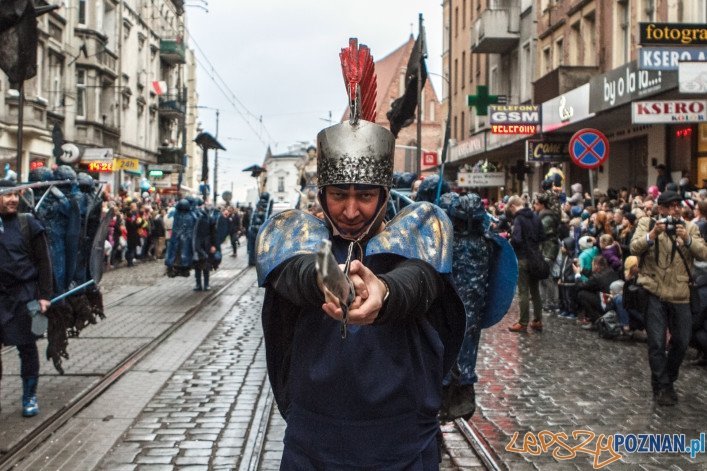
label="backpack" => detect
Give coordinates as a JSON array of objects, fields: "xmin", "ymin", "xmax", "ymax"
[{"xmin": 597, "ymin": 310, "xmax": 622, "ymax": 339}]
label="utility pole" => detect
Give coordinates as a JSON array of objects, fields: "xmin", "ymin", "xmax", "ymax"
[{"xmin": 214, "ymin": 109, "xmax": 219, "ymax": 204}]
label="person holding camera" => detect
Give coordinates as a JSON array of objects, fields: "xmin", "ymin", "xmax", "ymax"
[{"xmin": 630, "ymin": 190, "xmax": 707, "ymax": 406}]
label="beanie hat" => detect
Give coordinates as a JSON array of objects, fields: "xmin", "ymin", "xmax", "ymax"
[{"xmin": 578, "ymin": 236, "xmax": 594, "ymax": 252}]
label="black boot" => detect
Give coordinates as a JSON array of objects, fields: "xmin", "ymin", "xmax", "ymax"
[{"xmin": 22, "ymin": 376, "xmax": 39, "ymax": 417}]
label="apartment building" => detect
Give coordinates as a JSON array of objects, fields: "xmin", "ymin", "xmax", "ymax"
[
  {"xmin": 0, "ymin": 0, "xmax": 200, "ymax": 195},
  {"xmin": 444, "ymin": 0, "xmax": 707, "ymax": 198}
]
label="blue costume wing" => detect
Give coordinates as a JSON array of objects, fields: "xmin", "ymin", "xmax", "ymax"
[
  {"xmin": 480, "ymin": 234, "xmax": 518, "ymax": 328},
  {"xmin": 367, "ymin": 202, "xmax": 453, "ymax": 273},
  {"xmin": 256, "ymin": 210, "xmax": 329, "ymax": 286}
]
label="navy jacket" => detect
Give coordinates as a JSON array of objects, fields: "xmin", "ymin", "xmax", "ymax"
[{"xmin": 511, "ymin": 207, "xmax": 544, "ymax": 260}]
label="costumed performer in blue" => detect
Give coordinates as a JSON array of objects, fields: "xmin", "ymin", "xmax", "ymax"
[{"xmin": 255, "ymin": 39, "xmax": 467, "ymax": 469}]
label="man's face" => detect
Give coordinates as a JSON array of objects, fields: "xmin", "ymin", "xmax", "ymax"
[
  {"xmin": 613, "ymin": 212, "xmax": 623, "ymax": 224},
  {"xmin": 324, "ymin": 185, "xmax": 382, "ymax": 237},
  {"xmin": 0, "ymin": 191, "xmax": 19, "ymax": 215},
  {"xmin": 658, "ymin": 201, "xmax": 680, "ymax": 218},
  {"xmin": 644, "ymin": 200, "xmax": 654, "ymax": 213}
]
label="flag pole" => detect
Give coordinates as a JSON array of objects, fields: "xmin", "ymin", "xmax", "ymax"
[
  {"xmin": 415, "ymin": 13, "xmax": 423, "ymax": 178},
  {"xmin": 435, "ymin": 6, "xmax": 453, "ymax": 206},
  {"xmin": 16, "ymin": 83, "xmax": 25, "ymax": 179}
]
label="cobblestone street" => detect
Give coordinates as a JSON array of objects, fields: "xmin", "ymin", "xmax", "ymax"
[{"xmin": 470, "ymin": 301, "xmax": 707, "ymax": 470}]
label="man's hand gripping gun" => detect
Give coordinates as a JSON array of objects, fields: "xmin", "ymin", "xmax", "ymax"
[{"xmin": 316, "ymin": 240, "xmax": 355, "ymax": 339}]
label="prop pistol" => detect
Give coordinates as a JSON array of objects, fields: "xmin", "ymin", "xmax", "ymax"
[{"xmin": 316, "ymin": 240, "xmax": 355, "ymax": 339}]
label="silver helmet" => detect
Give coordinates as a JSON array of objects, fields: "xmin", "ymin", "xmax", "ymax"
[{"xmin": 316, "ymin": 119, "xmax": 394, "ymax": 188}]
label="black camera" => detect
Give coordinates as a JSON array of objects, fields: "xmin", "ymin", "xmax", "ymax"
[{"xmin": 658, "ymin": 216, "xmax": 684, "ymax": 236}]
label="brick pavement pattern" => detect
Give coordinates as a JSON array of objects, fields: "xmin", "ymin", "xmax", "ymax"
[{"xmin": 470, "ymin": 301, "xmax": 707, "ymax": 470}]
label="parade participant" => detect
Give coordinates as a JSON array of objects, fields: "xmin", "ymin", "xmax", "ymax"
[
  {"xmin": 0, "ymin": 180, "xmax": 52, "ymax": 417},
  {"xmin": 255, "ymin": 39, "xmax": 466, "ymax": 469},
  {"xmin": 192, "ymin": 199, "xmax": 215, "ymax": 291},
  {"xmin": 630, "ymin": 190, "xmax": 707, "ymax": 405},
  {"xmin": 435, "ymin": 191, "xmax": 517, "ymax": 421}
]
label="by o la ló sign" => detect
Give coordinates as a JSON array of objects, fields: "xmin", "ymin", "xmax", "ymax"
[{"xmin": 569, "ymin": 129, "xmax": 609, "ymax": 170}]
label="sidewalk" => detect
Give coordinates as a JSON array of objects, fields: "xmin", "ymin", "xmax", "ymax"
[
  {"xmin": 0, "ymin": 246, "xmax": 247, "ymax": 457},
  {"xmin": 470, "ymin": 302, "xmax": 707, "ymax": 470}
]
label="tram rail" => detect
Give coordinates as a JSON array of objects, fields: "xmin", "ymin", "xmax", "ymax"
[{"xmin": 0, "ymin": 249, "xmax": 250, "ymax": 471}]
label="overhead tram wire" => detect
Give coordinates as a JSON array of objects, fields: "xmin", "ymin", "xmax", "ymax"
[
  {"xmin": 153, "ymin": 0, "xmax": 275, "ymax": 147},
  {"xmin": 192, "ymin": 55, "xmax": 269, "ymax": 147},
  {"xmin": 186, "ymin": 31, "xmax": 276, "ymax": 144}
]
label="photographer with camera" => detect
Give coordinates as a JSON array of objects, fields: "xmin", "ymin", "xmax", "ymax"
[{"xmin": 630, "ymin": 190, "xmax": 707, "ymax": 406}]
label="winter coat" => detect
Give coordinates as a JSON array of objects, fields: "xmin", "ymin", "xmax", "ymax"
[
  {"xmin": 630, "ymin": 216, "xmax": 707, "ymax": 303},
  {"xmin": 578, "ymin": 246, "xmax": 599, "ymax": 281},
  {"xmin": 601, "ymin": 244, "xmax": 623, "ymax": 272},
  {"xmin": 510, "ymin": 207, "xmax": 543, "ymax": 260},
  {"xmin": 538, "ymin": 208, "xmax": 560, "ymax": 261}
]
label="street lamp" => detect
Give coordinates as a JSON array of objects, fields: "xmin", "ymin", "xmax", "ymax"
[{"xmin": 196, "ymin": 106, "xmax": 221, "ymax": 202}]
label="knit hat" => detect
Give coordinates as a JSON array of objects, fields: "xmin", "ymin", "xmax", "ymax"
[
  {"xmin": 609, "ymin": 280, "xmax": 624, "ymax": 296},
  {"xmin": 578, "ymin": 236, "xmax": 595, "ymax": 252}
]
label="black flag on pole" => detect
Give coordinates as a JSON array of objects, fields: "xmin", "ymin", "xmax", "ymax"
[{"xmin": 387, "ymin": 29, "xmax": 428, "ymax": 138}]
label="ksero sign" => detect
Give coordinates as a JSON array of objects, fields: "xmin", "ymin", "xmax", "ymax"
[{"xmin": 632, "ymin": 100, "xmax": 707, "ymax": 124}]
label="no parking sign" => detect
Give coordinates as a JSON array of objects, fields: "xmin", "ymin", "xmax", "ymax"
[{"xmin": 569, "ymin": 129, "xmax": 609, "ymax": 169}]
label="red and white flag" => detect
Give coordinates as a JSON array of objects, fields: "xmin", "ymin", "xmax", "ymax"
[{"xmin": 151, "ymin": 81, "xmax": 167, "ymax": 96}]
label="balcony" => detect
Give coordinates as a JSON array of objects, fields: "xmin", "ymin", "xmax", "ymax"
[
  {"xmin": 160, "ymin": 38, "xmax": 186, "ymax": 65},
  {"xmin": 97, "ymin": 47, "xmax": 118, "ymax": 82},
  {"xmin": 158, "ymin": 95, "xmax": 185, "ymax": 118},
  {"xmin": 471, "ymin": 6, "xmax": 520, "ymax": 54},
  {"xmin": 533, "ymin": 66, "xmax": 599, "ymax": 104},
  {"xmin": 157, "ymin": 147, "xmax": 183, "ymax": 165}
]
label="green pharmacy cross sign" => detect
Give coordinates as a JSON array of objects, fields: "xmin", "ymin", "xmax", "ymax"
[{"xmin": 468, "ymin": 85, "xmax": 503, "ymax": 116}]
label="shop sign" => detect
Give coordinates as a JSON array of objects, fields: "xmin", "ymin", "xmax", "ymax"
[
  {"xmin": 148, "ymin": 164, "xmax": 180, "ymax": 173},
  {"xmin": 632, "ymin": 100, "xmax": 707, "ymax": 124},
  {"xmin": 489, "ymin": 105, "xmax": 540, "ymax": 125},
  {"xmin": 639, "ymin": 23, "xmax": 707, "ymax": 46},
  {"xmin": 526, "ymin": 140, "xmax": 569, "ymax": 163},
  {"xmin": 86, "ymin": 161, "xmax": 114, "ymax": 173},
  {"xmin": 589, "ymin": 61, "xmax": 678, "ymax": 113},
  {"xmin": 82, "ymin": 148, "xmax": 113, "ymax": 162},
  {"xmin": 114, "ymin": 158, "xmax": 141, "ymax": 173},
  {"xmin": 421, "ymin": 151, "xmax": 438, "ymax": 167},
  {"xmin": 29, "ymin": 160, "xmax": 46, "ymax": 171},
  {"xmin": 491, "ymin": 124, "xmax": 538, "ymax": 134},
  {"xmin": 541, "ymin": 83, "xmax": 593, "ymax": 133},
  {"xmin": 457, "ymin": 171, "xmax": 505, "ymax": 188},
  {"xmin": 639, "ymin": 47, "xmax": 707, "ymax": 71},
  {"xmin": 449, "ymin": 133, "xmax": 486, "ymax": 162},
  {"xmin": 679, "ymin": 62, "xmax": 707, "ymax": 94}
]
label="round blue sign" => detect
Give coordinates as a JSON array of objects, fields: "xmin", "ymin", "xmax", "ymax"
[{"xmin": 569, "ymin": 129, "xmax": 609, "ymax": 170}]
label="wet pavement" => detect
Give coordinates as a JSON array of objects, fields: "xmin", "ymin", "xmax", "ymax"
[
  {"xmin": 8, "ymin": 244, "xmax": 704, "ymax": 470},
  {"xmin": 470, "ymin": 302, "xmax": 707, "ymax": 470}
]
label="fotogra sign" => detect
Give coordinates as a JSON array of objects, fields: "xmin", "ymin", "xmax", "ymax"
[
  {"xmin": 640, "ymin": 23, "xmax": 707, "ymax": 46},
  {"xmin": 632, "ymin": 100, "xmax": 707, "ymax": 124},
  {"xmin": 569, "ymin": 129, "xmax": 609, "ymax": 170}
]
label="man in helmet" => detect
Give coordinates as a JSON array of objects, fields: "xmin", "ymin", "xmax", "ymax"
[
  {"xmin": 0, "ymin": 180, "xmax": 52, "ymax": 417},
  {"xmin": 256, "ymin": 118, "xmax": 465, "ymax": 468}
]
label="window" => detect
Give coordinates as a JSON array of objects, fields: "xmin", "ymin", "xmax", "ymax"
[
  {"xmin": 278, "ymin": 177, "xmax": 284, "ymax": 193},
  {"xmin": 554, "ymin": 37, "xmax": 563, "ymax": 68},
  {"xmin": 520, "ymin": 41, "xmax": 531, "ymax": 102},
  {"xmin": 461, "ymin": 51, "xmax": 466, "ymax": 89},
  {"xmin": 570, "ymin": 21, "xmax": 581, "ymax": 65},
  {"xmin": 542, "ymin": 46, "xmax": 552, "ymax": 74},
  {"xmin": 453, "ymin": 116, "xmax": 458, "ymax": 141},
  {"xmin": 48, "ymin": 53, "xmax": 64, "ymax": 111},
  {"xmin": 461, "ymin": 111, "xmax": 465, "ymax": 140},
  {"xmin": 78, "ymin": 0, "xmax": 86, "ymax": 24},
  {"xmin": 404, "ymin": 140, "xmax": 416, "ymax": 172},
  {"xmin": 454, "ymin": 58, "xmax": 458, "ymax": 95},
  {"xmin": 641, "ymin": 0, "xmax": 656, "ymax": 21},
  {"xmin": 76, "ymin": 69, "xmax": 86, "ymax": 118},
  {"xmin": 429, "ymin": 101, "xmax": 435, "ymax": 122},
  {"xmin": 462, "ymin": 0, "xmax": 466, "ymax": 29},
  {"xmin": 584, "ymin": 12, "xmax": 596, "ymax": 66},
  {"xmin": 455, "ymin": 7, "xmax": 459, "ymax": 37}
]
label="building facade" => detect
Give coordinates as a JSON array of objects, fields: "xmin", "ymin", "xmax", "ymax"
[
  {"xmin": 443, "ymin": 0, "xmax": 707, "ymax": 199},
  {"xmin": 0, "ymin": 0, "xmax": 200, "ymax": 196}
]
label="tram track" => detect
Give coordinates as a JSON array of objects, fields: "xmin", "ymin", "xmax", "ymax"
[
  {"xmin": 0, "ymin": 251, "xmax": 251, "ymax": 471},
  {"xmin": 451, "ymin": 418, "xmax": 505, "ymax": 470}
]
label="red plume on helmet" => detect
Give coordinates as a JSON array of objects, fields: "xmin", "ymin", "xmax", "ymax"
[{"xmin": 339, "ymin": 38, "xmax": 377, "ymax": 124}]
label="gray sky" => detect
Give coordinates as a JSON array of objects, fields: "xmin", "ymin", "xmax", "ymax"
[{"xmin": 187, "ymin": 0, "xmax": 443, "ymax": 204}]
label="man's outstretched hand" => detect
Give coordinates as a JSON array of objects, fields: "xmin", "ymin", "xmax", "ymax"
[{"xmin": 322, "ymin": 260, "xmax": 387, "ymax": 325}]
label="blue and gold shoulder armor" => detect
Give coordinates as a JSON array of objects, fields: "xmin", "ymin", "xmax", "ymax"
[
  {"xmin": 255, "ymin": 210, "xmax": 329, "ymax": 286},
  {"xmin": 367, "ymin": 202, "xmax": 453, "ymax": 274}
]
